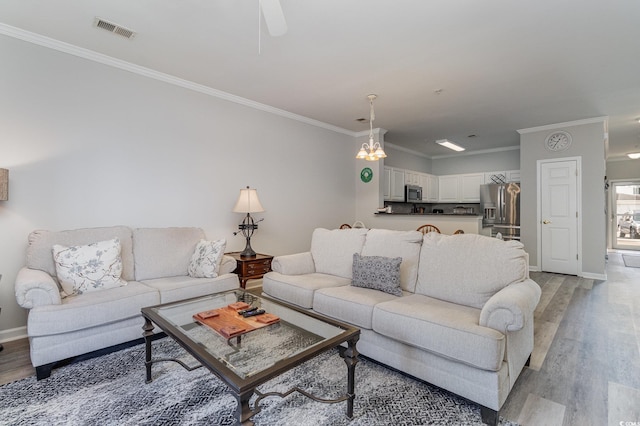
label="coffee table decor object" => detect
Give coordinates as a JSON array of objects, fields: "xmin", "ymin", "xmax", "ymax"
[
  {"xmin": 141, "ymin": 289, "xmax": 360, "ymax": 425},
  {"xmin": 192, "ymin": 302, "xmax": 281, "ymax": 340}
]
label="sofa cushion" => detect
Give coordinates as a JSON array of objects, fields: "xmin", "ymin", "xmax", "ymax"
[
  {"xmin": 26, "ymin": 281, "xmax": 159, "ymax": 336},
  {"xmin": 133, "ymin": 227, "xmax": 205, "ymax": 281},
  {"xmin": 361, "ymin": 229, "xmax": 423, "ymax": 292},
  {"xmin": 351, "ymin": 253, "xmax": 402, "ymax": 296},
  {"xmin": 416, "ymin": 233, "xmax": 529, "ymax": 309},
  {"xmin": 26, "ymin": 226, "xmax": 134, "ymax": 281},
  {"xmin": 310, "ymin": 228, "xmax": 368, "ymax": 279},
  {"xmin": 141, "ymin": 274, "xmax": 239, "ymax": 304},
  {"xmin": 262, "ymin": 271, "xmax": 351, "ymax": 309},
  {"xmin": 314, "ymin": 285, "xmax": 402, "ymax": 330},
  {"xmin": 373, "ymin": 294, "xmax": 506, "ymax": 371},
  {"xmin": 52, "ymin": 238, "xmax": 127, "ymax": 297},
  {"xmin": 188, "ymin": 239, "xmax": 227, "ymax": 278}
]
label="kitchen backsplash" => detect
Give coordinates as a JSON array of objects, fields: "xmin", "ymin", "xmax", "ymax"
[{"xmin": 384, "ymin": 202, "xmax": 480, "ymax": 215}]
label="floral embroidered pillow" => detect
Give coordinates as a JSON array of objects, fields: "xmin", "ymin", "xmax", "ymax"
[
  {"xmin": 188, "ymin": 239, "xmax": 227, "ymax": 278},
  {"xmin": 52, "ymin": 238, "xmax": 127, "ymax": 297},
  {"xmin": 351, "ymin": 253, "xmax": 403, "ymax": 296}
]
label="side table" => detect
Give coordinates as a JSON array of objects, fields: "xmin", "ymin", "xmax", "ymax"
[{"xmin": 225, "ymin": 252, "xmax": 273, "ymax": 289}]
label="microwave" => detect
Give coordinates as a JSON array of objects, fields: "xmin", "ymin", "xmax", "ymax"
[{"xmin": 405, "ymin": 185, "xmax": 423, "ymax": 202}]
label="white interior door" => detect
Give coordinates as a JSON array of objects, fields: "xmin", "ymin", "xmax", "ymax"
[{"xmin": 540, "ymin": 160, "xmax": 578, "ymax": 275}]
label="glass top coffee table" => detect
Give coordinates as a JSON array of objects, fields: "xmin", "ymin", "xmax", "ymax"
[{"xmin": 141, "ymin": 289, "xmax": 360, "ymax": 425}]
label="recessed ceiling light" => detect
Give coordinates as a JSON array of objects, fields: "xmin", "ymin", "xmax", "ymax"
[
  {"xmin": 627, "ymin": 152, "xmax": 640, "ymax": 159},
  {"xmin": 436, "ymin": 139, "xmax": 465, "ymax": 152}
]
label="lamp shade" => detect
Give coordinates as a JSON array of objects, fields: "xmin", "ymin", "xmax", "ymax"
[{"xmin": 232, "ymin": 187, "xmax": 265, "ymax": 213}]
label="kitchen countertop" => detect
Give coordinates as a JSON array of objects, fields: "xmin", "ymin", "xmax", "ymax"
[{"xmin": 375, "ymin": 212, "xmax": 481, "ymax": 216}]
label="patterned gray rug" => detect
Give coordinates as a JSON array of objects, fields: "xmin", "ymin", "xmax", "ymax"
[{"xmin": 0, "ymin": 338, "xmax": 518, "ymax": 425}]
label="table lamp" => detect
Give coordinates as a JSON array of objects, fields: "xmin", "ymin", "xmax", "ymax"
[{"xmin": 232, "ymin": 186, "xmax": 265, "ymax": 257}]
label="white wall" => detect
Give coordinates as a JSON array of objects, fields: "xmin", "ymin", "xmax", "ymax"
[
  {"xmin": 431, "ymin": 148, "xmax": 520, "ymax": 176},
  {"xmin": 607, "ymin": 159, "xmax": 640, "ymax": 181},
  {"xmin": 383, "ymin": 144, "xmax": 431, "ymax": 173},
  {"xmin": 519, "ymin": 119, "xmax": 607, "ymax": 278},
  {"xmin": 0, "ymin": 35, "xmax": 356, "ymax": 338}
]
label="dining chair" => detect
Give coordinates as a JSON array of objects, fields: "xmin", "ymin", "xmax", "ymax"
[{"xmin": 416, "ymin": 224, "xmax": 441, "ymax": 234}]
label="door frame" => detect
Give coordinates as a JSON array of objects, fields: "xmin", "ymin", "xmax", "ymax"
[
  {"xmin": 609, "ymin": 179, "xmax": 640, "ymax": 251},
  {"xmin": 536, "ymin": 156, "xmax": 582, "ymax": 275}
]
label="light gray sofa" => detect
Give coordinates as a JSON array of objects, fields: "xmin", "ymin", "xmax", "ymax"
[
  {"xmin": 14, "ymin": 226, "xmax": 239, "ymax": 379},
  {"xmin": 262, "ymin": 228, "xmax": 541, "ymax": 425}
]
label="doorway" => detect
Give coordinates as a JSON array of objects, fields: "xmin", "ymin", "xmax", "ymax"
[
  {"xmin": 538, "ymin": 158, "xmax": 580, "ymax": 275},
  {"xmin": 611, "ymin": 181, "xmax": 640, "ymax": 251}
]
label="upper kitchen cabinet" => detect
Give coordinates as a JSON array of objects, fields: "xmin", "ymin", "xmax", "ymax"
[
  {"xmin": 438, "ymin": 173, "xmax": 484, "ymax": 202},
  {"xmin": 384, "ymin": 166, "xmax": 405, "ymax": 201},
  {"xmin": 404, "ymin": 171, "xmax": 420, "ymax": 186},
  {"xmin": 460, "ymin": 173, "xmax": 484, "ymax": 202},
  {"xmin": 438, "ymin": 175, "xmax": 459, "ymax": 202},
  {"xmin": 419, "ymin": 173, "xmax": 438, "ymax": 202},
  {"xmin": 484, "ymin": 170, "xmax": 521, "ymax": 183}
]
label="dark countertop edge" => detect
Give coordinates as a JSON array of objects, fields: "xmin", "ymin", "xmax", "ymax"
[{"xmin": 375, "ymin": 212, "xmax": 482, "ymax": 217}]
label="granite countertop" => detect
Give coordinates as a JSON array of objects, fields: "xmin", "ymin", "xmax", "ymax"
[{"xmin": 375, "ymin": 212, "xmax": 481, "ymax": 217}]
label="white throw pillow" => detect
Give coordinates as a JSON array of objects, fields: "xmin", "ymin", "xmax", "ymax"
[
  {"xmin": 52, "ymin": 238, "xmax": 127, "ymax": 297},
  {"xmin": 188, "ymin": 239, "xmax": 227, "ymax": 278}
]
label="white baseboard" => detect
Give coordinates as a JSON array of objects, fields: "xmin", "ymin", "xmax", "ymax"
[
  {"xmin": 0, "ymin": 326, "xmax": 28, "ymax": 343},
  {"xmin": 529, "ymin": 265, "xmax": 541, "ymax": 272},
  {"xmin": 580, "ymin": 272, "xmax": 607, "ymax": 281}
]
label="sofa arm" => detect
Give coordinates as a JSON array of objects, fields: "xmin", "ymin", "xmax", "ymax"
[
  {"xmin": 271, "ymin": 252, "xmax": 316, "ymax": 275},
  {"xmin": 219, "ymin": 255, "xmax": 237, "ymax": 275},
  {"xmin": 15, "ymin": 267, "xmax": 62, "ymax": 309},
  {"xmin": 479, "ymin": 279, "xmax": 541, "ymax": 333}
]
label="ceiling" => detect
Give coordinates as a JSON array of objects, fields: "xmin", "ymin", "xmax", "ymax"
[{"xmin": 2, "ymin": 1, "xmax": 640, "ymax": 159}]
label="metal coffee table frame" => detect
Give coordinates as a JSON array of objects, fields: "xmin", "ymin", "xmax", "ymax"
[{"xmin": 141, "ymin": 291, "xmax": 360, "ymax": 425}]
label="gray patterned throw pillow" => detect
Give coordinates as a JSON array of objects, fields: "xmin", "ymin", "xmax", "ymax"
[{"xmin": 351, "ymin": 253, "xmax": 402, "ymax": 296}]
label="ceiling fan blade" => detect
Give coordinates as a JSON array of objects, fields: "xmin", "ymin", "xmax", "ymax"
[{"xmin": 260, "ymin": 0, "xmax": 288, "ymax": 37}]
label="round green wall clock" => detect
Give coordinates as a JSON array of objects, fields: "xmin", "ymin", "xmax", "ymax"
[{"xmin": 360, "ymin": 167, "xmax": 373, "ymax": 183}]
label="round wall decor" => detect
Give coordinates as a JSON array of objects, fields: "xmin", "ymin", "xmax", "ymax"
[
  {"xmin": 360, "ymin": 167, "xmax": 373, "ymax": 183},
  {"xmin": 545, "ymin": 131, "xmax": 572, "ymax": 152}
]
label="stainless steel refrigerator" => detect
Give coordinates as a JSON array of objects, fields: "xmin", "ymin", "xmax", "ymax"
[{"xmin": 480, "ymin": 183, "xmax": 521, "ymax": 240}]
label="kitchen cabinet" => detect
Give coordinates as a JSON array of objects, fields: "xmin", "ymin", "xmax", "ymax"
[
  {"xmin": 484, "ymin": 170, "xmax": 520, "ymax": 184},
  {"xmin": 404, "ymin": 171, "xmax": 420, "ymax": 186},
  {"xmin": 438, "ymin": 173, "xmax": 483, "ymax": 202},
  {"xmin": 459, "ymin": 173, "xmax": 484, "ymax": 202},
  {"xmin": 419, "ymin": 173, "xmax": 438, "ymax": 202},
  {"xmin": 384, "ymin": 166, "xmax": 405, "ymax": 201},
  {"xmin": 438, "ymin": 175, "xmax": 459, "ymax": 202},
  {"xmin": 506, "ymin": 170, "xmax": 520, "ymax": 182}
]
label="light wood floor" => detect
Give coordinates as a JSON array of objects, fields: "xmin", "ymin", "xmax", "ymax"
[{"xmin": 1, "ymin": 252, "xmax": 639, "ymax": 425}]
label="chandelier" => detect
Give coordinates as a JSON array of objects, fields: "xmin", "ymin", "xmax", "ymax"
[{"xmin": 356, "ymin": 94, "xmax": 387, "ymax": 161}]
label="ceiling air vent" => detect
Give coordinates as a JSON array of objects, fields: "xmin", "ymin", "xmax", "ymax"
[{"xmin": 93, "ymin": 17, "xmax": 136, "ymax": 39}]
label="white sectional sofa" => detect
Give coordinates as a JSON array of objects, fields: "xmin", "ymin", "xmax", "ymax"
[
  {"xmin": 14, "ymin": 226, "xmax": 239, "ymax": 379},
  {"xmin": 262, "ymin": 228, "xmax": 541, "ymax": 425}
]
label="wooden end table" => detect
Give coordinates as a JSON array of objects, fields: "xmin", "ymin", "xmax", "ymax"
[{"xmin": 226, "ymin": 252, "xmax": 273, "ymax": 289}]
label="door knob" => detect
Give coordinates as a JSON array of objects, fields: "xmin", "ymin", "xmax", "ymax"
[{"xmin": 543, "ymin": 220, "xmax": 551, "ymax": 224}]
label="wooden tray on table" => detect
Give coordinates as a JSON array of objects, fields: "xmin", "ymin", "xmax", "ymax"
[{"xmin": 193, "ymin": 302, "xmax": 280, "ymax": 340}]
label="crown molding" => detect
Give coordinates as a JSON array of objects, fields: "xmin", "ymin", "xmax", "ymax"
[
  {"xmin": 0, "ymin": 24, "xmax": 356, "ymax": 137},
  {"xmin": 517, "ymin": 116, "xmax": 609, "ymax": 134}
]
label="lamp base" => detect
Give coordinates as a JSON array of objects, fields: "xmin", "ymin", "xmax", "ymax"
[{"xmin": 239, "ymin": 236, "xmax": 257, "ymax": 258}]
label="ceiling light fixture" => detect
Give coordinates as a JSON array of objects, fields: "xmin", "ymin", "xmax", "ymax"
[
  {"xmin": 436, "ymin": 139, "xmax": 465, "ymax": 152},
  {"xmin": 627, "ymin": 152, "xmax": 640, "ymax": 159},
  {"xmin": 356, "ymin": 94, "xmax": 387, "ymax": 161}
]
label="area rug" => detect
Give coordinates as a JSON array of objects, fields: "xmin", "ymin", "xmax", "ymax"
[
  {"xmin": 0, "ymin": 338, "xmax": 518, "ymax": 425},
  {"xmin": 622, "ymin": 254, "xmax": 640, "ymax": 268}
]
